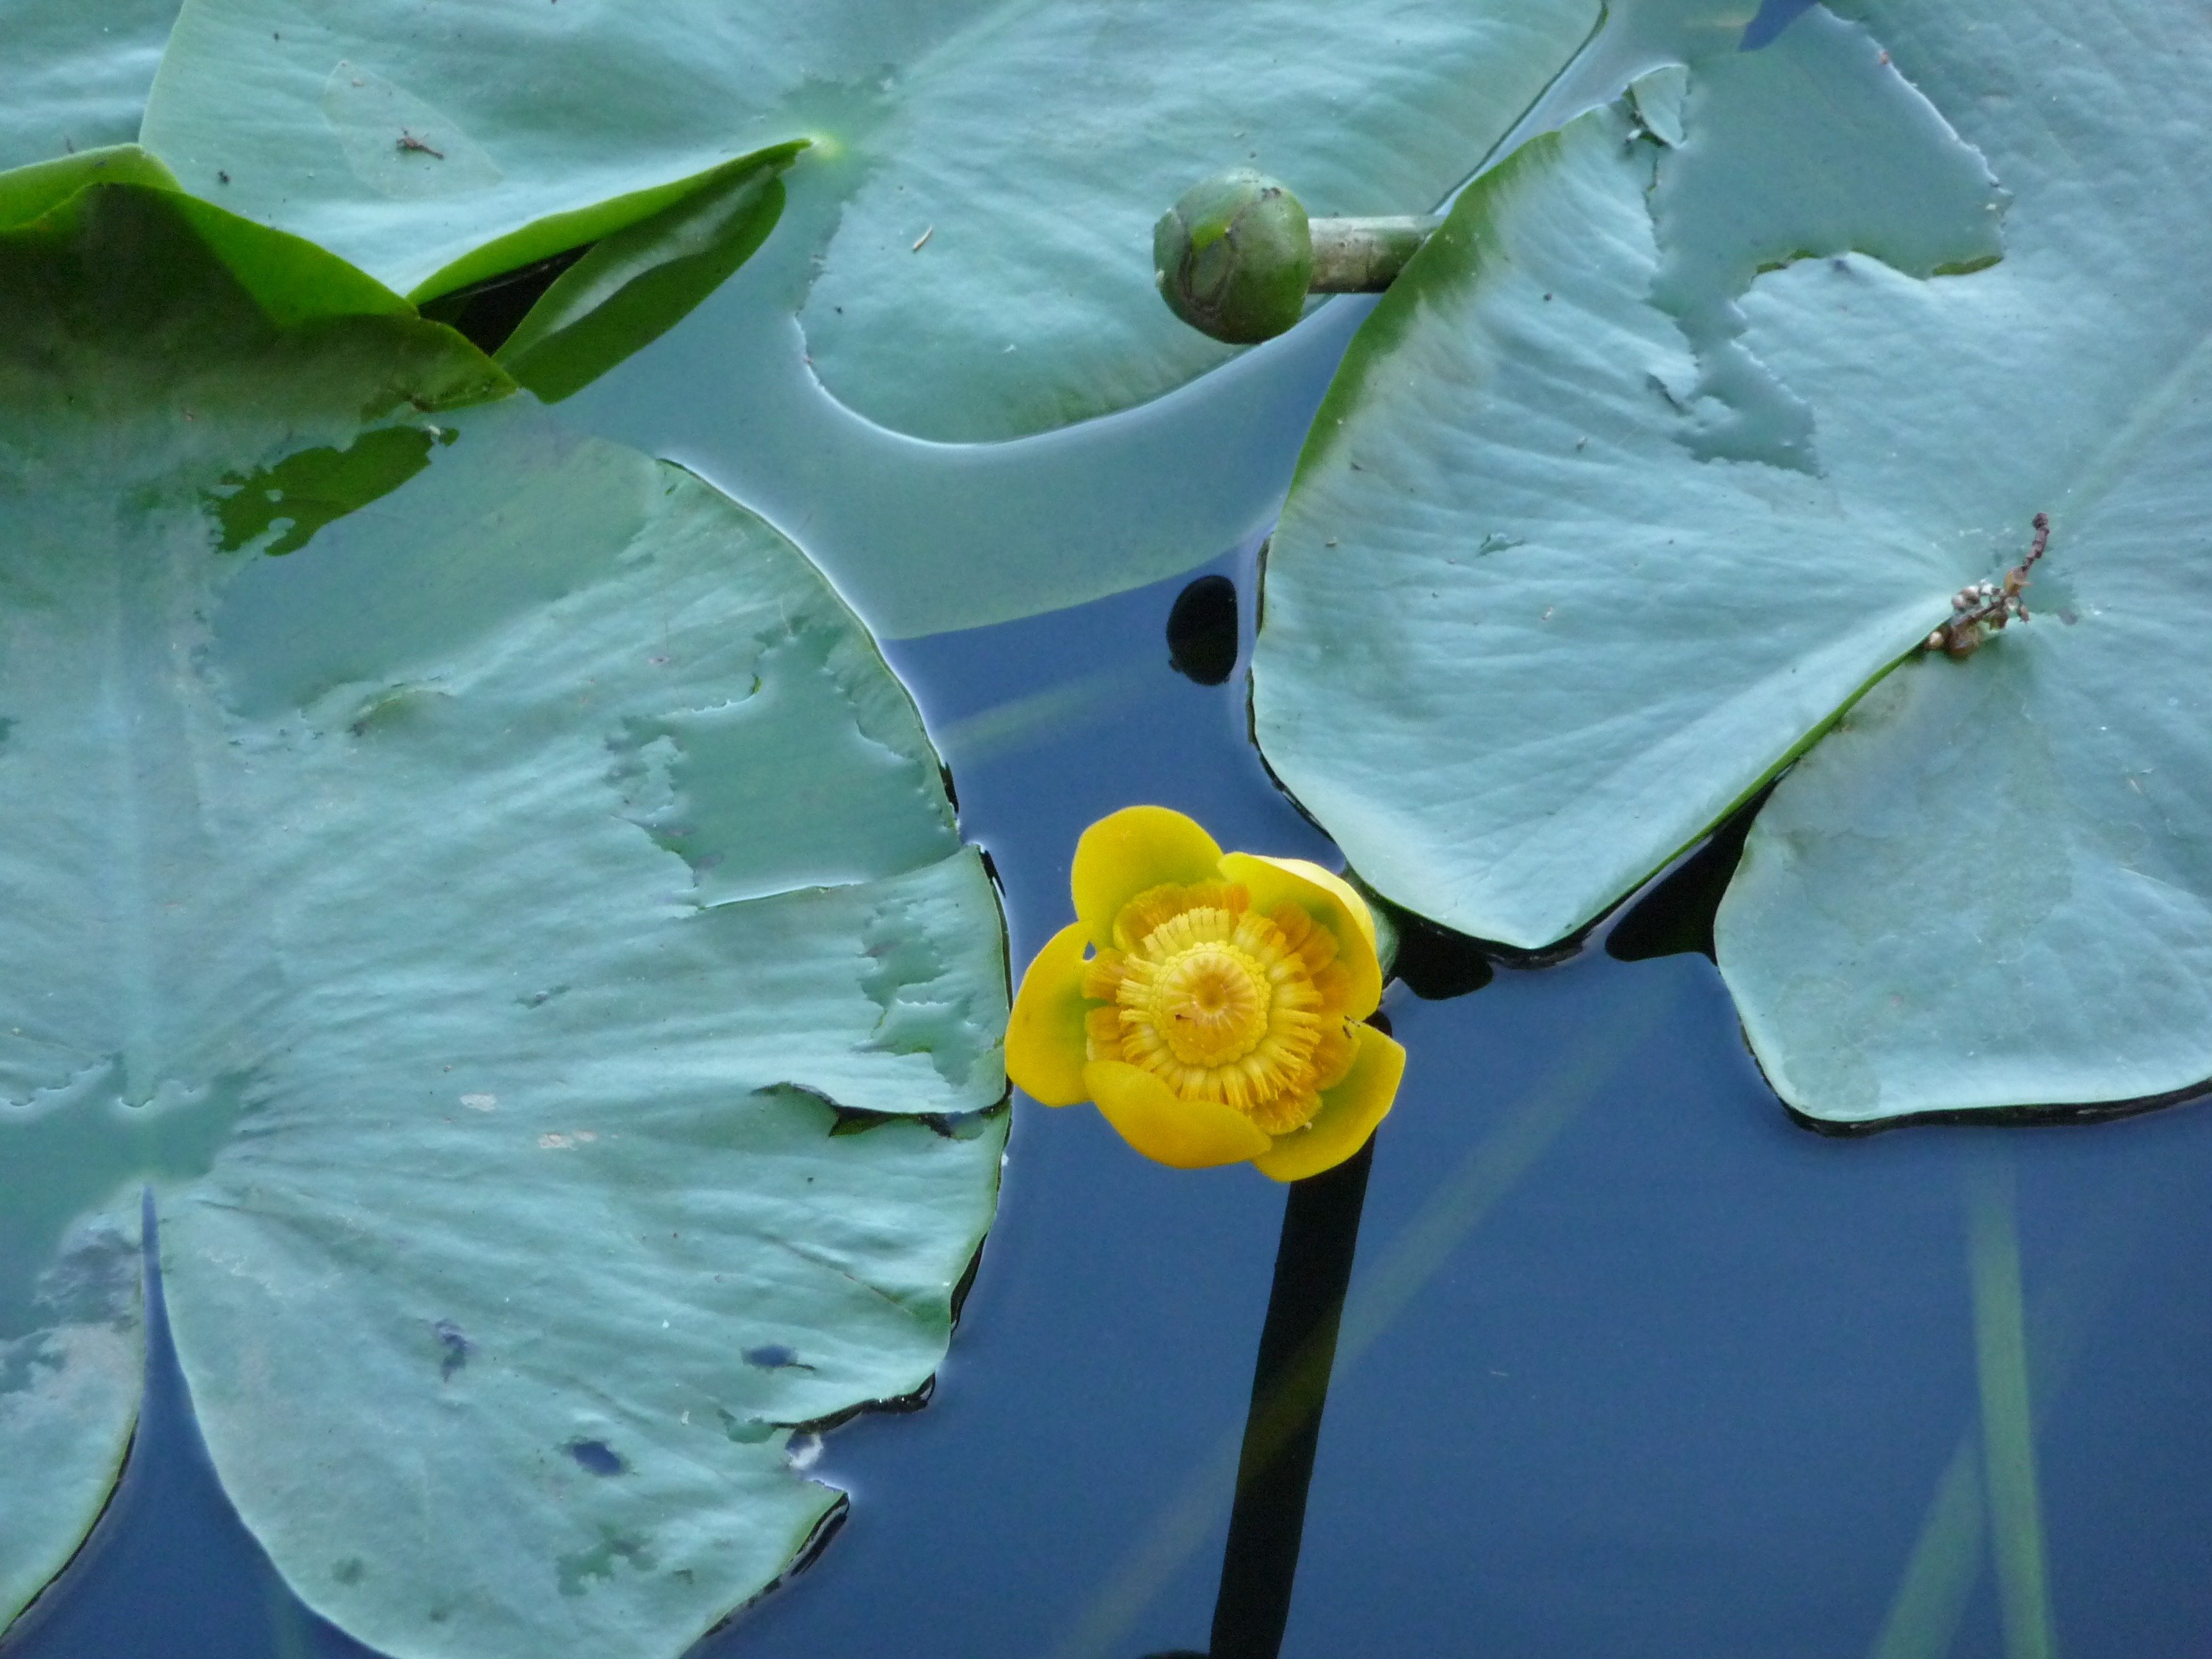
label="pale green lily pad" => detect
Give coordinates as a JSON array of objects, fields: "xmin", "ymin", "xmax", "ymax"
[
  {"xmin": 0, "ymin": 177, "xmax": 1008, "ymax": 1655},
  {"xmin": 796, "ymin": 0, "xmax": 1602, "ymax": 440},
  {"xmin": 0, "ymin": 0, "xmax": 181, "ymax": 170},
  {"xmin": 1255, "ymin": 0, "xmax": 2212, "ymax": 1121},
  {"xmin": 137, "ymin": 0, "xmax": 1601, "ymax": 440}
]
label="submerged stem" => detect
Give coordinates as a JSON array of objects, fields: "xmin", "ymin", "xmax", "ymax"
[{"xmin": 1208, "ymin": 1134, "xmax": 1376, "ymax": 1659}]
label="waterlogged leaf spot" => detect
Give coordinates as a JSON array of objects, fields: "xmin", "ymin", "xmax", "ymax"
[
  {"xmin": 319, "ymin": 61, "xmax": 503, "ymax": 200},
  {"xmin": 1642, "ymin": 8, "xmax": 2005, "ymax": 468},
  {"xmin": 609, "ymin": 614, "xmax": 957, "ymax": 906},
  {"xmin": 1257, "ymin": 0, "xmax": 2212, "ymax": 1123},
  {"xmin": 860, "ymin": 890, "xmax": 1000, "ymax": 1092},
  {"xmin": 566, "ymin": 1439, "xmax": 629, "ymax": 1478},
  {"xmin": 433, "ymin": 1319, "xmax": 472, "ymax": 1381},
  {"xmin": 202, "ymin": 421, "xmax": 456, "ymax": 555},
  {"xmin": 743, "ymin": 1345, "xmax": 811, "ymax": 1372},
  {"xmin": 557, "ymin": 1528, "xmax": 656, "ymax": 1598},
  {"xmin": 0, "ymin": 187, "xmax": 1009, "ymax": 1659}
]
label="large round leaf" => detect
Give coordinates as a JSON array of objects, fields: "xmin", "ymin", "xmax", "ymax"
[
  {"xmin": 1253, "ymin": 0, "xmax": 2212, "ymax": 1122},
  {"xmin": 135, "ymin": 0, "xmax": 1600, "ymax": 440},
  {"xmin": 0, "ymin": 180, "xmax": 1009, "ymax": 1656}
]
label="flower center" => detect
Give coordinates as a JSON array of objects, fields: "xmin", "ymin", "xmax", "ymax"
[
  {"xmin": 1150, "ymin": 942, "xmax": 1270, "ymax": 1066},
  {"xmin": 1082, "ymin": 881, "xmax": 1356, "ymax": 1136}
]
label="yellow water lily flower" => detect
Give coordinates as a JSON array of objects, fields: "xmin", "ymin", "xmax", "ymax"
[{"xmin": 1007, "ymin": 805, "xmax": 1406, "ymax": 1179}]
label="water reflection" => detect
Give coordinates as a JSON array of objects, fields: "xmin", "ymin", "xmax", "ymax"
[{"xmin": 1166, "ymin": 577, "xmax": 1240, "ymax": 689}]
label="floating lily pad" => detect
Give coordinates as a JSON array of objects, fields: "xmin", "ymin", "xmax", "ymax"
[
  {"xmin": 1253, "ymin": 0, "xmax": 2212, "ymax": 1123},
  {"xmin": 0, "ymin": 177, "xmax": 1008, "ymax": 1656},
  {"xmin": 137, "ymin": 0, "xmax": 1601, "ymax": 440}
]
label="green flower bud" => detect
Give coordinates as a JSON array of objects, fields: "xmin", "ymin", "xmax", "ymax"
[{"xmin": 1153, "ymin": 170, "xmax": 1313, "ymax": 345}]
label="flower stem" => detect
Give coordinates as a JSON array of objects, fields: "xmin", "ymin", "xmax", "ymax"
[
  {"xmin": 1307, "ymin": 216, "xmax": 1443, "ymax": 293},
  {"xmin": 1209, "ymin": 1133, "xmax": 1377, "ymax": 1659}
]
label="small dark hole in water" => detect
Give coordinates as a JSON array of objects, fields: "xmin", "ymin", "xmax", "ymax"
[
  {"xmin": 1607, "ymin": 785, "xmax": 1772, "ymax": 964},
  {"xmin": 417, "ymin": 243, "xmax": 595, "ymax": 355},
  {"xmin": 1167, "ymin": 573, "xmax": 1240, "ymax": 685},
  {"xmin": 1389, "ymin": 913, "xmax": 1495, "ymax": 1000},
  {"xmin": 566, "ymin": 1438, "xmax": 627, "ymax": 1477},
  {"xmin": 433, "ymin": 1318, "xmax": 471, "ymax": 1382}
]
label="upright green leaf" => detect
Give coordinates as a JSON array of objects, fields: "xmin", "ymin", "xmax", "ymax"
[
  {"xmin": 0, "ymin": 177, "xmax": 1009, "ymax": 1658},
  {"xmin": 488, "ymin": 144, "xmax": 804, "ymax": 404},
  {"xmin": 0, "ymin": 146, "xmax": 180, "ymax": 230}
]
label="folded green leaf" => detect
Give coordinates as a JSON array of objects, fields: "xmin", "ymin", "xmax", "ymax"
[
  {"xmin": 489, "ymin": 143, "xmax": 803, "ymax": 404},
  {"xmin": 0, "ymin": 145, "xmax": 179, "ymax": 230}
]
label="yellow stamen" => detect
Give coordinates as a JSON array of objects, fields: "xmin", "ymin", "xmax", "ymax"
[{"xmin": 1083, "ymin": 879, "xmax": 1359, "ymax": 1137}]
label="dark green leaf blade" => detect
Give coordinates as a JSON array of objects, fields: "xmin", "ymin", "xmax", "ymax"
[{"xmin": 493, "ymin": 144, "xmax": 803, "ymax": 404}]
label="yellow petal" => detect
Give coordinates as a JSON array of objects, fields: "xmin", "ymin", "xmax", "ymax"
[
  {"xmin": 1308, "ymin": 1018, "xmax": 1359, "ymax": 1094},
  {"xmin": 1006, "ymin": 921, "xmax": 1096, "ymax": 1106},
  {"xmin": 1253, "ymin": 1024, "xmax": 1405, "ymax": 1183},
  {"xmin": 1071, "ymin": 806, "xmax": 1222, "ymax": 950},
  {"xmin": 1253, "ymin": 856, "xmax": 1380, "ymax": 956},
  {"xmin": 1084, "ymin": 1060, "xmax": 1272, "ymax": 1169},
  {"xmin": 1219, "ymin": 852, "xmax": 1384, "ymax": 1018}
]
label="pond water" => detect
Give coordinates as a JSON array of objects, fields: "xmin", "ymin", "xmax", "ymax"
[{"xmin": 12, "ymin": 3, "xmax": 2212, "ymax": 1653}]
